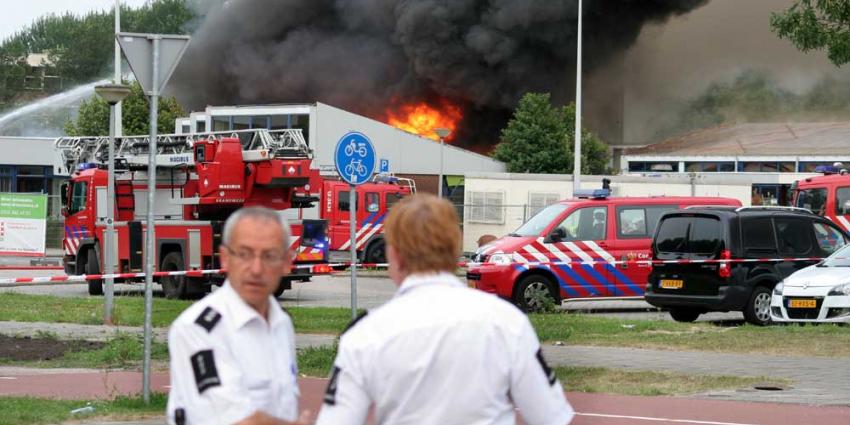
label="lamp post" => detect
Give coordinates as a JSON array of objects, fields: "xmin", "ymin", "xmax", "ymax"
[
  {"xmin": 573, "ymin": 0, "xmax": 583, "ymax": 195},
  {"xmin": 434, "ymin": 128, "xmax": 451, "ymax": 198},
  {"xmin": 94, "ymin": 83, "xmax": 131, "ymax": 325}
]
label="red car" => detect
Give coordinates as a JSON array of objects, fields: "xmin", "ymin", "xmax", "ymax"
[{"xmin": 466, "ymin": 190, "xmax": 741, "ymax": 310}]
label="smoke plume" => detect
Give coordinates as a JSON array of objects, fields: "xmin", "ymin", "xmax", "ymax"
[{"xmin": 171, "ymin": 0, "xmax": 707, "ymax": 150}]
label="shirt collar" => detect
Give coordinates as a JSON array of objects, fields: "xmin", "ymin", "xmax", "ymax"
[
  {"xmin": 396, "ymin": 272, "xmax": 464, "ymax": 297},
  {"xmin": 221, "ymin": 280, "xmax": 286, "ymax": 330}
]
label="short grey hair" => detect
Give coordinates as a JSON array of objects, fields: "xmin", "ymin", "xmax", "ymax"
[{"xmin": 222, "ymin": 206, "xmax": 291, "ymax": 250}]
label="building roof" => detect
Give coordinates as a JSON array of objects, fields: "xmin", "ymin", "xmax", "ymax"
[{"xmin": 625, "ymin": 123, "xmax": 850, "ymax": 156}]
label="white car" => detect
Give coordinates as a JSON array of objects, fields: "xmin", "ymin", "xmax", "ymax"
[{"xmin": 771, "ymin": 244, "xmax": 850, "ymax": 323}]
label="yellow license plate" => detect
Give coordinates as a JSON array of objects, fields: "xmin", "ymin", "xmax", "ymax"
[
  {"xmin": 660, "ymin": 279, "xmax": 683, "ymax": 289},
  {"xmin": 789, "ymin": 299, "xmax": 817, "ymax": 308},
  {"xmin": 467, "ymin": 280, "xmax": 477, "ymax": 289}
]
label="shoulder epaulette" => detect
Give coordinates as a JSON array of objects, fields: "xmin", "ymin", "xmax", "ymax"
[{"xmin": 194, "ymin": 306, "xmax": 222, "ymax": 332}]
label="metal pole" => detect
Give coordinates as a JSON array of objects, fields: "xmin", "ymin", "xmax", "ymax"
[
  {"xmin": 437, "ymin": 137, "xmax": 444, "ymax": 198},
  {"xmin": 572, "ymin": 0, "xmax": 583, "ymax": 194},
  {"xmin": 349, "ymin": 185, "xmax": 357, "ymax": 320},
  {"xmin": 114, "ymin": 0, "xmax": 122, "ymax": 136},
  {"xmin": 104, "ymin": 103, "xmax": 116, "ymax": 325},
  {"xmin": 142, "ymin": 35, "xmax": 160, "ymax": 405}
]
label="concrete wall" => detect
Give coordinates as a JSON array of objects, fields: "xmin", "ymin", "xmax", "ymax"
[{"xmin": 460, "ymin": 172, "xmax": 793, "ymax": 253}]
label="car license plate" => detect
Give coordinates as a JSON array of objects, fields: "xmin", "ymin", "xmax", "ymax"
[
  {"xmin": 789, "ymin": 299, "xmax": 817, "ymax": 308},
  {"xmin": 660, "ymin": 279, "xmax": 683, "ymax": 289}
]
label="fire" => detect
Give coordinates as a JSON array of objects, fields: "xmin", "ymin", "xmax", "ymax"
[{"xmin": 386, "ymin": 100, "xmax": 462, "ymax": 141}]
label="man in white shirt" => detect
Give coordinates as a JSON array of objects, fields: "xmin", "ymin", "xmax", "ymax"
[
  {"xmin": 167, "ymin": 207, "xmax": 310, "ymax": 425},
  {"xmin": 316, "ymin": 194, "xmax": 574, "ymax": 425}
]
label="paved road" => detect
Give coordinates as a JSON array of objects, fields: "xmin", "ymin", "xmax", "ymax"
[{"xmin": 3, "ymin": 371, "xmax": 849, "ymax": 425}]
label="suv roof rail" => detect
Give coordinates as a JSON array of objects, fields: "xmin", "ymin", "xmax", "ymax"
[
  {"xmin": 734, "ymin": 206, "xmax": 814, "ymax": 214},
  {"xmin": 683, "ymin": 205, "xmax": 738, "ymax": 210}
]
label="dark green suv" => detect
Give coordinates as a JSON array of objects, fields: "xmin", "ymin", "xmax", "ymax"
[{"xmin": 645, "ymin": 206, "xmax": 849, "ymax": 325}]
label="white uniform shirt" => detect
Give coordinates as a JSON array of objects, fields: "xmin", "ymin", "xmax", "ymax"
[
  {"xmin": 166, "ymin": 282, "xmax": 299, "ymax": 425},
  {"xmin": 316, "ymin": 272, "xmax": 574, "ymax": 425}
]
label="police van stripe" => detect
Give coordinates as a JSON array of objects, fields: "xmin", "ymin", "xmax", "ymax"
[
  {"xmin": 563, "ymin": 242, "xmax": 595, "ymax": 263},
  {"xmin": 581, "ymin": 263, "xmax": 621, "ymax": 296},
  {"xmin": 355, "ymin": 213, "xmax": 387, "ymax": 250},
  {"xmin": 550, "ymin": 265, "xmax": 582, "ymax": 297},
  {"xmin": 604, "ymin": 264, "xmax": 644, "ymax": 295},
  {"xmin": 533, "ymin": 239, "xmax": 572, "ymax": 264},
  {"xmin": 359, "ymin": 211, "xmax": 377, "ymax": 228},
  {"xmin": 521, "ymin": 244, "xmax": 550, "ymax": 263},
  {"xmin": 584, "ymin": 241, "xmax": 615, "ymax": 263}
]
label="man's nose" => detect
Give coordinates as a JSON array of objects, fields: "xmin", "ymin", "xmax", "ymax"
[{"xmin": 248, "ymin": 256, "xmax": 265, "ymax": 273}]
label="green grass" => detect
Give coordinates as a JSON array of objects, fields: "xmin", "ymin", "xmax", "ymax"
[
  {"xmin": 0, "ymin": 393, "xmax": 166, "ymax": 425},
  {"xmin": 555, "ymin": 366, "xmax": 788, "ymax": 396},
  {"xmin": 297, "ymin": 344, "xmax": 338, "ymax": 378},
  {"xmin": 0, "ymin": 334, "xmax": 169, "ymax": 369},
  {"xmin": 530, "ymin": 312, "xmax": 850, "ymax": 357},
  {"xmin": 0, "ymin": 293, "xmax": 353, "ymax": 334}
]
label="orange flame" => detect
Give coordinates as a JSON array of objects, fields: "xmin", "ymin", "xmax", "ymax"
[{"xmin": 386, "ymin": 100, "xmax": 462, "ymax": 141}]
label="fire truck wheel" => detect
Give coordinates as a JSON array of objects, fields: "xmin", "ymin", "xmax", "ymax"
[
  {"xmin": 86, "ymin": 252, "xmax": 103, "ymax": 296},
  {"xmin": 514, "ymin": 275, "xmax": 558, "ymax": 312},
  {"xmin": 364, "ymin": 240, "xmax": 386, "ymax": 264},
  {"xmin": 161, "ymin": 252, "xmax": 187, "ymax": 300}
]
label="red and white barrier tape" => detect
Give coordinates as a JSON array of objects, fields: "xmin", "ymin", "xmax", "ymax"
[{"xmin": 463, "ymin": 257, "xmax": 828, "ymax": 268}]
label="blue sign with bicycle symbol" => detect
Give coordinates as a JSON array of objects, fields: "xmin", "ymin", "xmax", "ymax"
[{"xmin": 334, "ymin": 132, "xmax": 376, "ymax": 185}]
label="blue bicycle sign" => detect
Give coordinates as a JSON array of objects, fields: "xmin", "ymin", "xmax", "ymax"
[{"xmin": 334, "ymin": 132, "xmax": 376, "ymax": 185}]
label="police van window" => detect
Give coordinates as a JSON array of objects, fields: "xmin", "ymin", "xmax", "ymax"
[
  {"xmin": 742, "ymin": 217, "xmax": 777, "ymax": 254},
  {"xmin": 688, "ymin": 217, "xmax": 722, "ymax": 257},
  {"xmin": 69, "ymin": 182, "xmax": 87, "ymax": 214},
  {"xmin": 795, "ymin": 188, "xmax": 827, "ymax": 215},
  {"xmin": 774, "ymin": 218, "xmax": 813, "ymax": 256},
  {"xmin": 812, "ymin": 222, "xmax": 848, "ymax": 255},
  {"xmin": 338, "ymin": 191, "xmax": 357, "ymax": 212},
  {"xmin": 836, "ymin": 187, "xmax": 850, "ymax": 215},
  {"xmin": 366, "ymin": 193, "xmax": 379, "ymax": 213},
  {"xmin": 554, "ymin": 206, "xmax": 606, "ymax": 241},
  {"xmin": 514, "ymin": 203, "xmax": 568, "ymax": 237}
]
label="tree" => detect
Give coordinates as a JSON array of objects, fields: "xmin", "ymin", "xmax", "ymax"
[
  {"xmin": 64, "ymin": 80, "xmax": 185, "ymax": 136},
  {"xmin": 492, "ymin": 92, "xmax": 608, "ymax": 174},
  {"xmin": 770, "ymin": 0, "xmax": 850, "ymax": 66}
]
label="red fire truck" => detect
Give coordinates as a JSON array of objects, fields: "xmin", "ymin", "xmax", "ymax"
[
  {"xmin": 792, "ymin": 164, "xmax": 850, "ymax": 232},
  {"xmin": 56, "ymin": 129, "xmax": 330, "ymax": 299}
]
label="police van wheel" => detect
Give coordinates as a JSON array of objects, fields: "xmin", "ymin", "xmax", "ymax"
[
  {"xmin": 86, "ymin": 252, "xmax": 103, "ymax": 296},
  {"xmin": 161, "ymin": 252, "xmax": 187, "ymax": 300},
  {"xmin": 744, "ymin": 286, "xmax": 772, "ymax": 326},
  {"xmin": 669, "ymin": 307, "xmax": 701, "ymax": 323},
  {"xmin": 514, "ymin": 275, "xmax": 558, "ymax": 312}
]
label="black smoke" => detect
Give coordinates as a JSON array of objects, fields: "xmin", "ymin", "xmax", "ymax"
[{"xmin": 172, "ymin": 0, "xmax": 707, "ymax": 150}]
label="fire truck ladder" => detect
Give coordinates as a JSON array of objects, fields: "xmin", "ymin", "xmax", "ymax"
[{"xmin": 54, "ymin": 128, "xmax": 310, "ymax": 175}]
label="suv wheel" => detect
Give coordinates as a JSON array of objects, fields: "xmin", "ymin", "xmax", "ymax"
[
  {"xmin": 744, "ymin": 286, "xmax": 772, "ymax": 326},
  {"xmin": 514, "ymin": 275, "xmax": 559, "ymax": 312},
  {"xmin": 669, "ymin": 307, "xmax": 701, "ymax": 323}
]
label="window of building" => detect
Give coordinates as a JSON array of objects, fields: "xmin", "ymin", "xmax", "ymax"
[
  {"xmin": 196, "ymin": 120, "xmax": 207, "ymax": 133},
  {"xmin": 0, "ymin": 166, "xmax": 11, "ymax": 192},
  {"xmin": 467, "ymin": 191, "xmax": 504, "ymax": 224},
  {"xmin": 628, "ymin": 161, "xmax": 678, "ymax": 172},
  {"xmin": 16, "ymin": 166, "xmax": 49, "ymax": 194},
  {"xmin": 232, "ymin": 115, "xmax": 250, "ymax": 130},
  {"xmin": 251, "ymin": 116, "xmax": 270, "ymax": 129},
  {"xmin": 798, "ymin": 162, "xmax": 837, "ymax": 173},
  {"xmin": 738, "ymin": 162, "xmax": 795, "ymax": 173},
  {"xmin": 212, "ymin": 117, "xmax": 229, "ymax": 131},
  {"xmin": 684, "ymin": 162, "xmax": 735, "ymax": 172},
  {"xmin": 526, "ymin": 192, "xmax": 560, "ymax": 219}
]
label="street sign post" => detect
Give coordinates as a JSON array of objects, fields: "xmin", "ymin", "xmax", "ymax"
[
  {"xmin": 117, "ymin": 32, "xmax": 190, "ymax": 404},
  {"xmin": 334, "ymin": 132, "xmax": 376, "ymax": 320}
]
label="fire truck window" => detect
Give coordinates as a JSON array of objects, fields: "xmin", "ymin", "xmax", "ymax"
[
  {"xmin": 366, "ymin": 193, "xmax": 379, "ymax": 213},
  {"xmin": 774, "ymin": 218, "xmax": 813, "ymax": 256},
  {"xmin": 618, "ymin": 208, "xmax": 647, "ymax": 237},
  {"xmin": 386, "ymin": 193, "xmax": 403, "ymax": 210},
  {"xmin": 69, "ymin": 182, "xmax": 87, "ymax": 214},
  {"xmin": 813, "ymin": 223, "xmax": 847, "ymax": 255},
  {"xmin": 556, "ymin": 207, "xmax": 606, "ymax": 241},
  {"xmin": 836, "ymin": 187, "xmax": 850, "ymax": 215},
  {"xmin": 795, "ymin": 188, "xmax": 827, "ymax": 215},
  {"xmin": 338, "ymin": 191, "xmax": 357, "ymax": 212}
]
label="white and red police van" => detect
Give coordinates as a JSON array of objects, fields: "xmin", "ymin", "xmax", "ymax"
[{"xmin": 466, "ymin": 189, "xmax": 741, "ymax": 310}]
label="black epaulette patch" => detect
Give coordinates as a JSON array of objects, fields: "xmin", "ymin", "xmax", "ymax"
[
  {"xmin": 195, "ymin": 306, "xmax": 222, "ymax": 332},
  {"xmin": 191, "ymin": 349, "xmax": 221, "ymax": 394},
  {"xmin": 324, "ymin": 365, "xmax": 341, "ymax": 405},
  {"xmin": 341, "ymin": 311, "xmax": 368, "ymax": 336},
  {"xmin": 536, "ymin": 348, "xmax": 556, "ymax": 386}
]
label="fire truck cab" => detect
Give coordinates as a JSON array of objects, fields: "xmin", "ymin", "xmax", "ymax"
[
  {"xmin": 466, "ymin": 188, "xmax": 741, "ymax": 310},
  {"xmin": 792, "ymin": 164, "xmax": 850, "ymax": 232}
]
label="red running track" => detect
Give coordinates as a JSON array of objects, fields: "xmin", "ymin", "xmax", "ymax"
[{"xmin": 0, "ymin": 370, "xmax": 847, "ymax": 425}]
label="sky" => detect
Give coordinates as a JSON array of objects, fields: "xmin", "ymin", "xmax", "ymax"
[{"xmin": 0, "ymin": 0, "xmax": 150, "ymax": 43}]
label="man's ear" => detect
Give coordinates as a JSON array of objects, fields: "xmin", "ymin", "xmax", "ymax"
[{"xmin": 219, "ymin": 245, "xmax": 229, "ymax": 264}]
